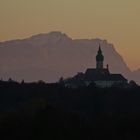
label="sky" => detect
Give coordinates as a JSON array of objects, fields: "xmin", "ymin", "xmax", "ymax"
[{"xmin": 0, "ymin": 0, "xmax": 140, "ymax": 70}]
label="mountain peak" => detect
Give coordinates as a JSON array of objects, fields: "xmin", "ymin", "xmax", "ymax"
[
  {"xmin": 47, "ymin": 31, "xmax": 68, "ymax": 37},
  {"xmin": 30, "ymin": 31, "xmax": 71, "ymax": 41}
]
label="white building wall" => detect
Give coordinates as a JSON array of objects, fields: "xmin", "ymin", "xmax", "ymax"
[{"xmin": 95, "ymin": 81, "xmax": 125, "ymax": 88}]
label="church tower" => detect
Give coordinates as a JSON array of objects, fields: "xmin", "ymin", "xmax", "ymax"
[{"xmin": 96, "ymin": 45, "xmax": 104, "ymax": 69}]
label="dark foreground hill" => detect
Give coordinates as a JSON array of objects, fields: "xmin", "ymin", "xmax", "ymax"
[
  {"xmin": 0, "ymin": 81, "xmax": 140, "ymax": 140},
  {"xmin": 0, "ymin": 31, "xmax": 139, "ymax": 84}
]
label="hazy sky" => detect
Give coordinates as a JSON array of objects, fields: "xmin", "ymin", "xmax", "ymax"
[{"xmin": 0, "ymin": 0, "xmax": 140, "ymax": 70}]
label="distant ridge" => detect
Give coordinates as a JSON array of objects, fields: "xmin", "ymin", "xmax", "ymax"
[{"xmin": 0, "ymin": 31, "xmax": 139, "ymax": 84}]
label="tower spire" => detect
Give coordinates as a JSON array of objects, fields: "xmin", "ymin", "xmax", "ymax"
[
  {"xmin": 96, "ymin": 44, "xmax": 104, "ymax": 69},
  {"xmin": 99, "ymin": 44, "xmax": 101, "ymax": 51},
  {"xmin": 98, "ymin": 44, "xmax": 102, "ymax": 53}
]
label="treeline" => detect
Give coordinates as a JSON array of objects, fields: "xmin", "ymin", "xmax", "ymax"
[{"xmin": 0, "ymin": 80, "xmax": 140, "ymax": 139}]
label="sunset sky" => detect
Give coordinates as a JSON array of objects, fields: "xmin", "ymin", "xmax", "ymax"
[{"xmin": 0, "ymin": 0, "xmax": 140, "ymax": 70}]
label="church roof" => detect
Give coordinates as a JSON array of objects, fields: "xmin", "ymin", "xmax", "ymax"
[
  {"xmin": 71, "ymin": 68, "xmax": 127, "ymax": 82},
  {"xmin": 109, "ymin": 74, "xmax": 127, "ymax": 81},
  {"xmin": 65, "ymin": 73, "xmax": 127, "ymax": 86},
  {"xmin": 67, "ymin": 68, "xmax": 127, "ymax": 82},
  {"xmin": 85, "ymin": 68, "xmax": 110, "ymax": 75},
  {"xmin": 84, "ymin": 74, "xmax": 127, "ymax": 81}
]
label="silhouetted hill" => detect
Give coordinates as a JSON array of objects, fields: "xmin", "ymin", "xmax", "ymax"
[
  {"xmin": 0, "ymin": 31, "xmax": 139, "ymax": 84},
  {"xmin": 0, "ymin": 81, "xmax": 140, "ymax": 139}
]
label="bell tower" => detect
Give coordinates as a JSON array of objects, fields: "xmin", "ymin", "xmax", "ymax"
[{"xmin": 96, "ymin": 45, "xmax": 104, "ymax": 69}]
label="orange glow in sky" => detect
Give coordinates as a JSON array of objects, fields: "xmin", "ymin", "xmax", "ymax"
[{"xmin": 0, "ymin": 0, "xmax": 140, "ymax": 70}]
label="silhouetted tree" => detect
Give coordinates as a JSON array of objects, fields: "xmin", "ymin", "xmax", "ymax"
[
  {"xmin": 59, "ymin": 77, "xmax": 64, "ymax": 83},
  {"xmin": 129, "ymin": 80, "xmax": 138, "ymax": 88},
  {"xmin": 21, "ymin": 80, "xmax": 25, "ymax": 84},
  {"xmin": 37, "ymin": 80, "xmax": 46, "ymax": 85}
]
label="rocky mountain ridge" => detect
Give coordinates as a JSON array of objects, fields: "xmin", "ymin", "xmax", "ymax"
[{"xmin": 0, "ymin": 32, "xmax": 139, "ymax": 84}]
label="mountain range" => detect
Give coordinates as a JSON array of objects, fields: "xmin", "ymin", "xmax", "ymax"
[{"xmin": 0, "ymin": 31, "xmax": 139, "ymax": 84}]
